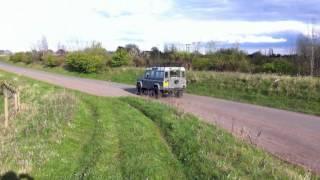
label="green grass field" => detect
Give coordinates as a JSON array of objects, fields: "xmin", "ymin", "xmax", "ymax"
[
  {"xmin": 1, "ymin": 58, "xmax": 319, "ymax": 116},
  {"xmin": 0, "ymin": 70, "xmax": 318, "ymax": 179}
]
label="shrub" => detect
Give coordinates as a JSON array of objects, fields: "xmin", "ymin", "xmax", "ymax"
[
  {"xmin": 9, "ymin": 52, "xmax": 33, "ymax": 64},
  {"xmin": 66, "ymin": 52, "xmax": 104, "ymax": 73},
  {"xmin": 192, "ymin": 57, "xmax": 211, "ymax": 70},
  {"xmin": 22, "ymin": 52, "xmax": 33, "ymax": 64},
  {"xmin": 42, "ymin": 53, "xmax": 65, "ymax": 67},
  {"xmin": 9, "ymin": 52, "xmax": 24, "ymax": 63},
  {"xmin": 111, "ymin": 48, "xmax": 132, "ymax": 67},
  {"xmin": 84, "ymin": 42, "xmax": 111, "ymax": 65},
  {"xmin": 262, "ymin": 61, "xmax": 296, "ymax": 74}
]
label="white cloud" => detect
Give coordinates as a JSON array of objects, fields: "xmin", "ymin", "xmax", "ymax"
[
  {"xmin": 0, "ymin": 0, "xmax": 314, "ymax": 52},
  {"xmin": 94, "ymin": 0, "xmax": 173, "ymax": 16}
]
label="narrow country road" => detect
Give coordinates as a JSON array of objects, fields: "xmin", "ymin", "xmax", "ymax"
[{"xmin": 0, "ymin": 62, "xmax": 319, "ymax": 174}]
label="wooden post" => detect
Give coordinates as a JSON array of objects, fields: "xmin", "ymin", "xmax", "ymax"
[
  {"xmin": 14, "ymin": 93, "xmax": 18, "ymax": 112},
  {"xmin": 4, "ymin": 90, "xmax": 9, "ymax": 128},
  {"xmin": 17, "ymin": 91, "xmax": 20, "ymax": 111}
]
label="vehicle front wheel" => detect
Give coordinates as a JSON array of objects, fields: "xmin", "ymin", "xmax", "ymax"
[
  {"xmin": 136, "ymin": 83, "xmax": 142, "ymax": 95},
  {"xmin": 154, "ymin": 87, "xmax": 160, "ymax": 99}
]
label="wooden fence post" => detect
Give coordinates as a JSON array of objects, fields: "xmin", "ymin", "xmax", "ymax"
[
  {"xmin": 17, "ymin": 91, "xmax": 20, "ymax": 111},
  {"xmin": 14, "ymin": 93, "xmax": 18, "ymax": 112},
  {"xmin": 4, "ymin": 89, "xmax": 9, "ymax": 128}
]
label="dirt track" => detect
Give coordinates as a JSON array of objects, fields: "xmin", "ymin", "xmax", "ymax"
[{"xmin": 0, "ymin": 62, "xmax": 319, "ymax": 174}]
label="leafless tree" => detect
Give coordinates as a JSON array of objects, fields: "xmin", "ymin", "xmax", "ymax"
[
  {"xmin": 192, "ymin": 41, "xmax": 202, "ymax": 54},
  {"xmin": 205, "ymin": 41, "xmax": 216, "ymax": 54},
  {"xmin": 41, "ymin": 36, "xmax": 48, "ymax": 52},
  {"xmin": 296, "ymin": 22, "xmax": 320, "ymax": 76}
]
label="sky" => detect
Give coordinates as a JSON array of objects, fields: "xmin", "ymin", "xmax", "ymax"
[{"xmin": 0, "ymin": 0, "xmax": 319, "ymax": 53}]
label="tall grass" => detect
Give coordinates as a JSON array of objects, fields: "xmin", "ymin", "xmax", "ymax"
[
  {"xmin": 0, "ymin": 71, "xmax": 77, "ymax": 174},
  {"xmin": 187, "ymin": 71, "xmax": 320, "ymax": 115}
]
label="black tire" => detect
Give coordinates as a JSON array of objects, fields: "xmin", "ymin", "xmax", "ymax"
[
  {"xmin": 136, "ymin": 83, "xmax": 142, "ymax": 95},
  {"xmin": 175, "ymin": 90, "xmax": 183, "ymax": 98},
  {"xmin": 154, "ymin": 87, "xmax": 159, "ymax": 99},
  {"xmin": 161, "ymin": 90, "xmax": 166, "ymax": 97},
  {"xmin": 179, "ymin": 90, "xmax": 184, "ymax": 97}
]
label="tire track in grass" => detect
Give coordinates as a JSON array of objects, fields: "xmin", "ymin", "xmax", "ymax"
[
  {"xmin": 73, "ymin": 100, "xmax": 102, "ymax": 179},
  {"xmin": 33, "ymin": 96, "xmax": 122, "ymax": 179},
  {"xmin": 73, "ymin": 97, "xmax": 122, "ymax": 179},
  {"xmin": 109, "ymin": 100, "xmax": 186, "ymax": 179}
]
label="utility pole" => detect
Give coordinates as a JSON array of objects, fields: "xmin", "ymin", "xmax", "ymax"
[
  {"xmin": 185, "ymin": 44, "xmax": 191, "ymax": 53},
  {"xmin": 311, "ymin": 24, "xmax": 315, "ymax": 76}
]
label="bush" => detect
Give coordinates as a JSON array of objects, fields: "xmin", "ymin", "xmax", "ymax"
[
  {"xmin": 111, "ymin": 48, "xmax": 132, "ymax": 67},
  {"xmin": 9, "ymin": 52, "xmax": 33, "ymax": 64},
  {"xmin": 66, "ymin": 52, "xmax": 104, "ymax": 73},
  {"xmin": 192, "ymin": 57, "xmax": 211, "ymax": 70},
  {"xmin": 192, "ymin": 50, "xmax": 251, "ymax": 72},
  {"xmin": 262, "ymin": 61, "xmax": 296, "ymax": 74},
  {"xmin": 84, "ymin": 42, "xmax": 111, "ymax": 65},
  {"xmin": 22, "ymin": 52, "xmax": 33, "ymax": 64},
  {"xmin": 42, "ymin": 53, "xmax": 65, "ymax": 67},
  {"xmin": 10, "ymin": 52, "xmax": 23, "ymax": 63}
]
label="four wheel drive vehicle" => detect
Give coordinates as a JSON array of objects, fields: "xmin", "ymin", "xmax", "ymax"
[{"xmin": 136, "ymin": 67, "xmax": 187, "ymax": 98}]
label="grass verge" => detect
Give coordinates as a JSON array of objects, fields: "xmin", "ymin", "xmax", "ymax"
[{"xmin": 122, "ymin": 97, "xmax": 317, "ymax": 179}]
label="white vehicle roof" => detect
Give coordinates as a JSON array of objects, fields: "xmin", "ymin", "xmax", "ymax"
[{"xmin": 146, "ymin": 67, "xmax": 186, "ymax": 71}]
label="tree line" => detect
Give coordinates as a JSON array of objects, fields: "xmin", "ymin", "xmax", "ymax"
[{"xmin": 7, "ymin": 34, "xmax": 320, "ymax": 76}]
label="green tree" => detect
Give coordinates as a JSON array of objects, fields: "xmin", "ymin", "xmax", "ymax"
[
  {"xmin": 111, "ymin": 47, "xmax": 132, "ymax": 67},
  {"xmin": 84, "ymin": 42, "xmax": 111, "ymax": 65}
]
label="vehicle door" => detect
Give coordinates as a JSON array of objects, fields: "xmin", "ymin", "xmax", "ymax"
[
  {"xmin": 169, "ymin": 70, "xmax": 182, "ymax": 89},
  {"xmin": 142, "ymin": 70, "xmax": 152, "ymax": 89}
]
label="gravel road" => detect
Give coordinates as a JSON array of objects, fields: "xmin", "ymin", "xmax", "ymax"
[{"xmin": 0, "ymin": 62, "xmax": 319, "ymax": 174}]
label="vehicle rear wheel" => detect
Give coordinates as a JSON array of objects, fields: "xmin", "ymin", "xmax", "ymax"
[
  {"xmin": 179, "ymin": 90, "xmax": 184, "ymax": 97},
  {"xmin": 175, "ymin": 90, "xmax": 183, "ymax": 98}
]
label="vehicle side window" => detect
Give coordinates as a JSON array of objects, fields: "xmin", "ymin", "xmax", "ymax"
[
  {"xmin": 170, "ymin": 70, "xmax": 180, "ymax": 77},
  {"xmin": 165, "ymin": 72, "xmax": 168, "ymax": 78},
  {"xmin": 155, "ymin": 71, "xmax": 161, "ymax": 79},
  {"xmin": 156, "ymin": 71, "xmax": 164, "ymax": 79},
  {"xmin": 151, "ymin": 70, "xmax": 156, "ymax": 78},
  {"xmin": 182, "ymin": 71, "xmax": 185, "ymax": 78},
  {"xmin": 170, "ymin": 71, "xmax": 177, "ymax": 77},
  {"xmin": 145, "ymin": 71, "xmax": 150, "ymax": 78}
]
